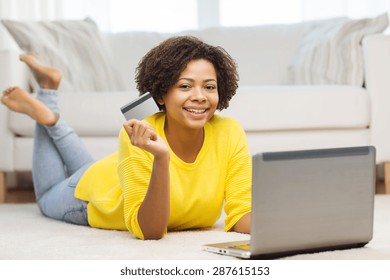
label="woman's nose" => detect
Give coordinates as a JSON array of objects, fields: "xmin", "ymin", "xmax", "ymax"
[{"xmin": 192, "ymin": 87, "xmax": 207, "ymax": 101}]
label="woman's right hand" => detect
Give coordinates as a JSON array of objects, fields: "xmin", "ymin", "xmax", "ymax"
[{"xmin": 123, "ymin": 119, "xmax": 169, "ymax": 159}]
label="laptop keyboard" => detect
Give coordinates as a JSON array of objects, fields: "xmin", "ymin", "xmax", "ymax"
[{"xmin": 229, "ymin": 243, "xmax": 250, "ymax": 250}]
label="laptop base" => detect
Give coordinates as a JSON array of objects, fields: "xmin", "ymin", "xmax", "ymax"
[
  {"xmin": 249, "ymin": 242, "xmax": 369, "ymax": 259},
  {"xmin": 204, "ymin": 241, "xmax": 368, "ymax": 259}
]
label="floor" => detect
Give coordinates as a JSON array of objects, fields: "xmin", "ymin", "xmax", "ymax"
[{"xmin": 2, "ymin": 193, "xmax": 390, "ymax": 261}]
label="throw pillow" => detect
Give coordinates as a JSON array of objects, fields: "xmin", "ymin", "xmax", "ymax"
[
  {"xmin": 285, "ymin": 13, "xmax": 389, "ymax": 86},
  {"xmin": 1, "ymin": 18, "xmax": 127, "ymax": 92}
]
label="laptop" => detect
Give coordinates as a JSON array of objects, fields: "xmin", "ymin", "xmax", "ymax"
[{"xmin": 204, "ymin": 146, "xmax": 376, "ymax": 259}]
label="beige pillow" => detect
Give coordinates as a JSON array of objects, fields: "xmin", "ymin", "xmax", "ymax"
[
  {"xmin": 285, "ymin": 13, "xmax": 389, "ymax": 86},
  {"xmin": 2, "ymin": 18, "xmax": 127, "ymax": 92}
]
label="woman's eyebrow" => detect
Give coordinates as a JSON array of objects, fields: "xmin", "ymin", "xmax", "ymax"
[
  {"xmin": 177, "ymin": 78, "xmax": 217, "ymax": 82},
  {"xmin": 177, "ymin": 78, "xmax": 194, "ymax": 82}
]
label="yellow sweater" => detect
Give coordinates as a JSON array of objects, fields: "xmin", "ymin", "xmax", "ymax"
[{"xmin": 75, "ymin": 113, "xmax": 251, "ymax": 239}]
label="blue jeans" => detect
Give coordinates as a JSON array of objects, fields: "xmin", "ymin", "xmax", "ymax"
[{"xmin": 32, "ymin": 89, "xmax": 95, "ymax": 225}]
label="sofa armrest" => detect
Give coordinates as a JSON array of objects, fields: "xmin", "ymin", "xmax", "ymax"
[
  {"xmin": 0, "ymin": 49, "xmax": 30, "ymax": 171},
  {"xmin": 0, "ymin": 101, "xmax": 13, "ymax": 171},
  {"xmin": 0, "ymin": 49, "xmax": 30, "ymax": 90},
  {"xmin": 363, "ymin": 34, "xmax": 390, "ymax": 163}
]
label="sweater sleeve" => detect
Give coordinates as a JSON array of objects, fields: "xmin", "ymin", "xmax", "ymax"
[
  {"xmin": 117, "ymin": 127, "xmax": 153, "ymax": 239},
  {"xmin": 223, "ymin": 123, "xmax": 252, "ymax": 232}
]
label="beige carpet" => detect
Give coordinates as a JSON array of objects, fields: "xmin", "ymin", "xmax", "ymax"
[{"xmin": 1, "ymin": 195, "xmax": 390, "ymax": 260}]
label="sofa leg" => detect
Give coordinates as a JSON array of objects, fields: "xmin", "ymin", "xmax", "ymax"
[
  {"xmin": 384, "ymin": 162, "xmax": 390, "ymax": 195},
  {"xmin": 0, "ymin": 172, "xmax": 6, "ymax": 203}
]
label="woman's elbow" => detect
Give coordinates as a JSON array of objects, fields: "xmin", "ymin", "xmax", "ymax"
[
  {"xmin": 142, "ymin": 231, "xmax": 166, "ymax": 240},
  {"xmin": 232, "ymin": 212, "xmax": 251, "ymax": 234}
]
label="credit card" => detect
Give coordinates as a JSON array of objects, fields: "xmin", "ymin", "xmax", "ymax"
[{"xmin": 120, "ymin": 92, "xmax": 159, "ymax": 120}]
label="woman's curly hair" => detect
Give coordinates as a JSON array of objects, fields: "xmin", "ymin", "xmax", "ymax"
[{"xmin": 135, "ymin": 36, "xmax": 239, "ymax": 111}]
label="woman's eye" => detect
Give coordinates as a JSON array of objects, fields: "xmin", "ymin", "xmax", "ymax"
[
  {"xmin": 179, "ymin": 84, "xmax": 191, "ymax": 89},
  {"xmin": 205, "ymin": 85, "xmax": 216, "ymax": 90}
]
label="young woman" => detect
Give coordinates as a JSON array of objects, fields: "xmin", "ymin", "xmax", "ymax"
[{"xmin": 1, "ymin": 36, "xmax": 251, "ymax": 240}]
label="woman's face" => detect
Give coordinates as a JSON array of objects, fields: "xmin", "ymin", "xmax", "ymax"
[{"xmin": 162, "ymin": 59, "xmax": 219, "ymax": 131}]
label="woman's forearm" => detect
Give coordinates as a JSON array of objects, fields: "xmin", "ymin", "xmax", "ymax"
[{"xmin": 137, "ymin": 153, "xmax": 170, "ymax": 240}]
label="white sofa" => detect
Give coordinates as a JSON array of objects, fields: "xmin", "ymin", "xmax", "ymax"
[{"xmin": 1, "ymin": 15, "xmax": 390, "ymax": 202}]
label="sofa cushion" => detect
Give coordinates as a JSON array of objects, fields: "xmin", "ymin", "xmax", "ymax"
[
  {"xmin": 104, "ymin": 15, "xmax": 388, "ymax": 90},
  {"xmin": 285, "ymin": 13, "xmax": 389, "ymax": 86},
  {"xmin": 220, "ymin": 85, "xmax": 370, "ymax": 131},
  {"xmin": 8, "ymin": 86, "xmax": 369, "ymax": 137},
  {"xmin": 8, "ymin": 91, "xmax": 140, "ymax": 137},
  {"xmin": 105, "ymin": 23, "xmax": 308, "ymax": 89},
  {"xmin": 193, "ymin": 24, "xmax": 306, "ymax": 86},
  {"xmin": 1, "ymin": 18, "xmax": 127, "ymax": 92},
  {"xmin": 103, "ymin": 31, "xmax": 171, "ymax": 91}
]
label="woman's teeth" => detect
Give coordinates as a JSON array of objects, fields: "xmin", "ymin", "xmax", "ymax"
[{"xmin": 185, "ymin": 108, "xmax": 207, "ymax": 114}]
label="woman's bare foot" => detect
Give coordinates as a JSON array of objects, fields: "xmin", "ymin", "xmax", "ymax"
[
  {"xmin": 19, "ymin": 53, "xmax": 62, "ymax": 90},
  {"xmin": 1, "ymin": 87, "xmax": 58, "ymax": 126}
]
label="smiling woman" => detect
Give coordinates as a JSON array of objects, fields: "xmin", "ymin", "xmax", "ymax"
[
  {"xmin": 115, "ymin": 36, "xmax": 250, "ymax": 239},
  {"xmin": 160, "ymin": 59, "xmax": 219, "ymax": 164},
  {"xmin": 1, "ymin": 35, "xmax": 251, "ymax": 240}
]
